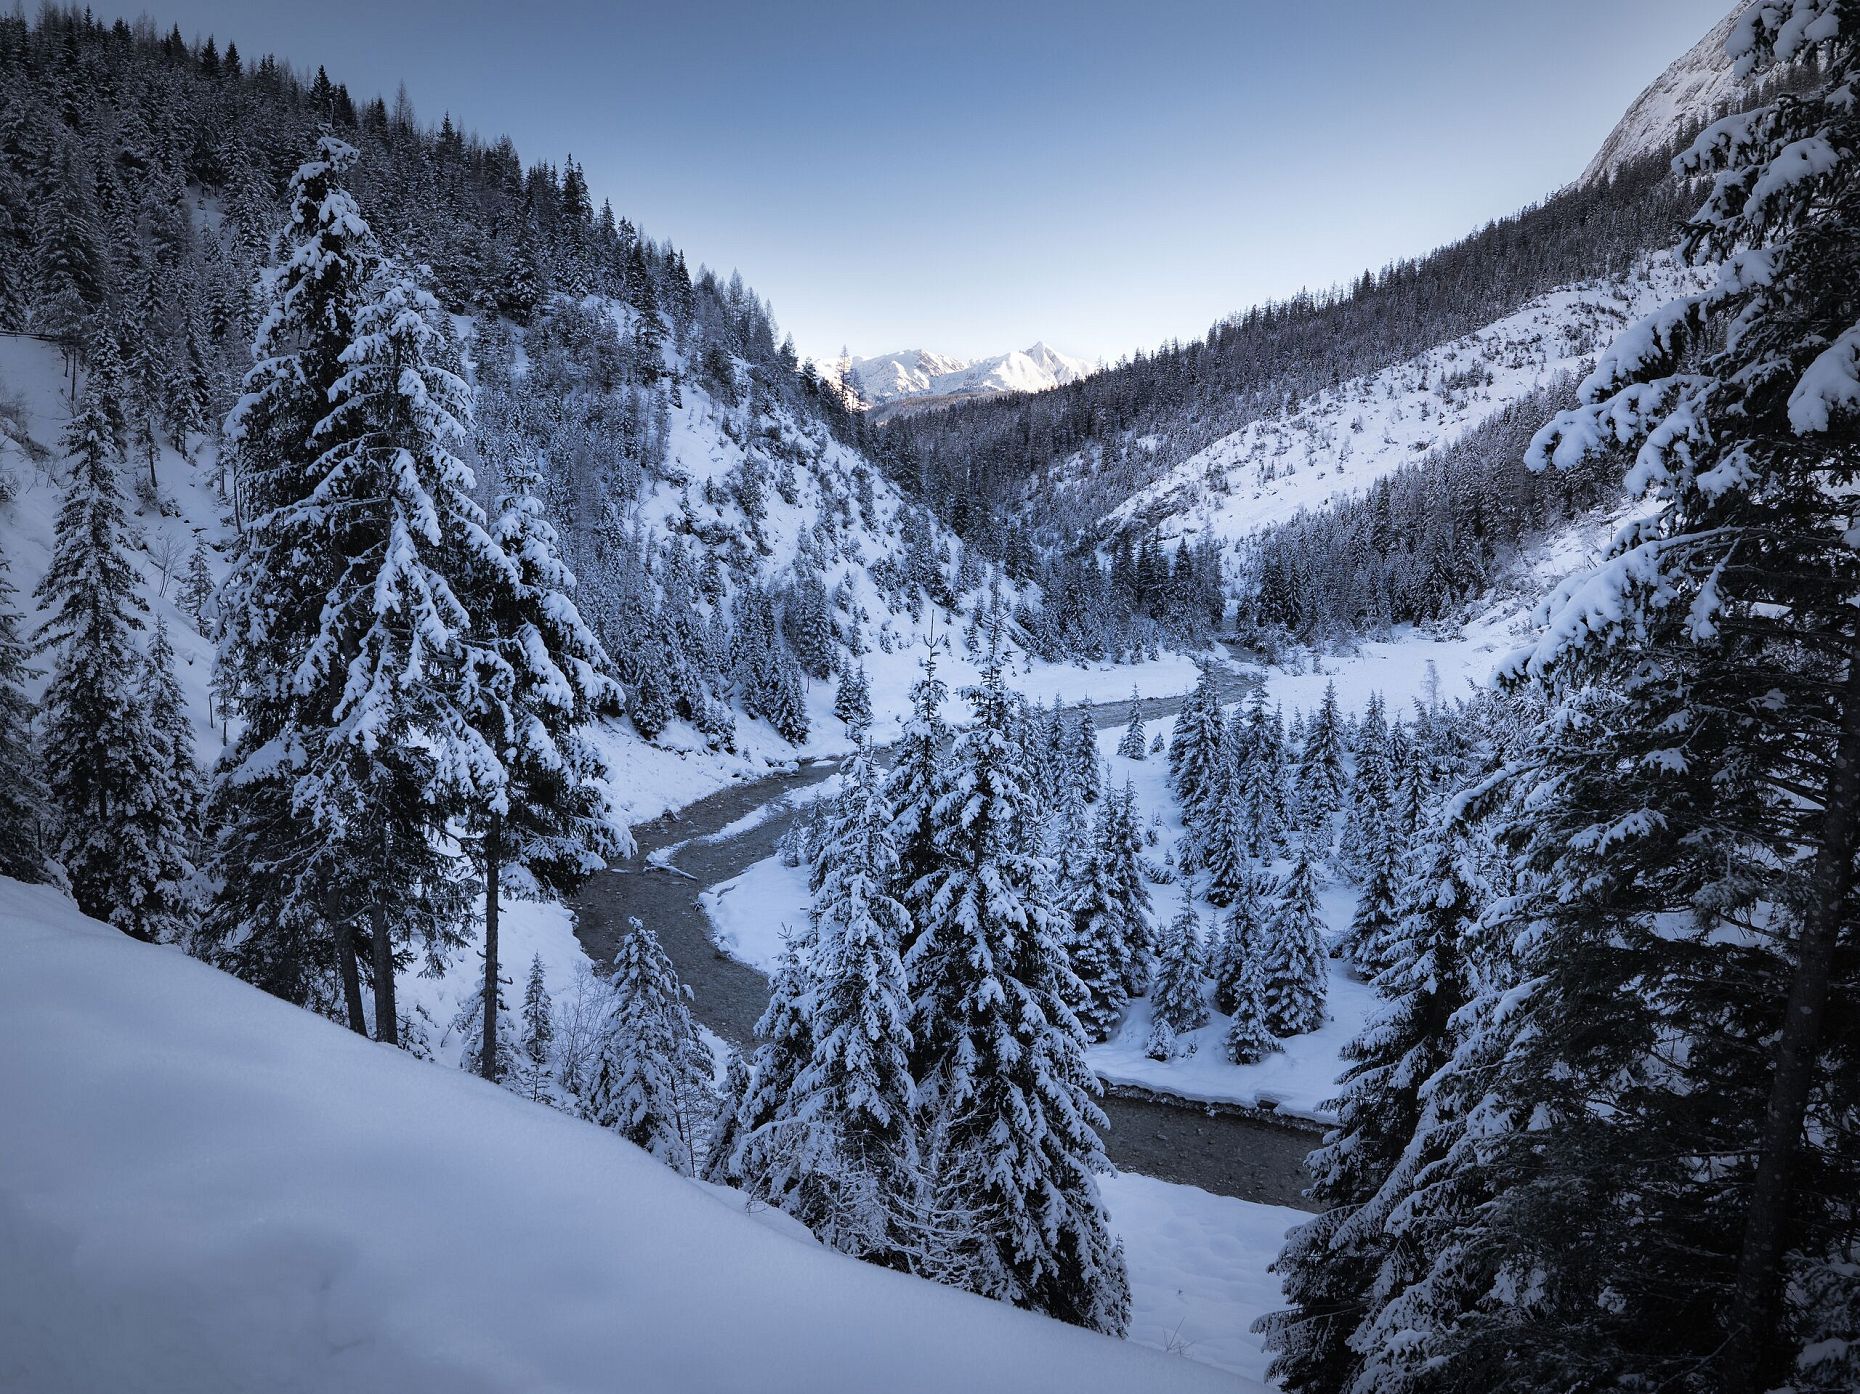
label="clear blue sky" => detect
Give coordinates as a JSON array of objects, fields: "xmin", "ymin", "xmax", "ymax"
[{"xmin": 134, "ymin": 0, "xmax": 1732, "ymax": 366}]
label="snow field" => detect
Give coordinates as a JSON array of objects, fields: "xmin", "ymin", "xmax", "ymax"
[{"xmin": 0, "ymin": 878, "xmax": 1255, "ymax": 1394}]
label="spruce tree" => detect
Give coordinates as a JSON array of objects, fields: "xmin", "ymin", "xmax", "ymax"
[
  {"xmin": 907, "ymin": 649, "xmax": 1130, "ymax": 1335},
  {"xmin": 773, "ymin": 741, "xmax": 920, "ymax": 1263},
  {"xmin": 466, "ymin": 446, "xmax": 623, "ymax": 1081},
  {"xmin": 1167, "ymin": 663, "xmax": 1226, "ymax": 831},
  {"xmin": 1210, "ymin": 867, "xmax": 1271, "ymax": 1014},
  {"xmin": 209, "ymin": 138, "xmax": 384, "ymax": 1025},
  {"xmin": 1201, "ymin": 763, "xmax": 1251, "ymax": 907},
  {"xmin": 0, "ymin": 553, "xmax": 49, "ymax": 883},
  {"xmin": 517, "ymin": 952, "xmax": 556, "ymax": 1103},
  {"xmin": 883, "ymin": 654, "xmax": 949, "ymax": 942},
  {"xmin": 832, "ymin": 660, "xmax": 872, "ymax": 736},
  {"xmin": 1114, "ymin": 689, "xmax": 1147, "ymax": 759},
  {"xmin": 1261, "ymin": 834, "xmax": 1328, "ymax": 1037},
  {"xmin": 1442, "ymin": 13, "xmax": 1860, "ymax": 1387},
  {"xmin": 588, "ymin": 916, "xmax": 714, "ymax": 1174},
  {"xmin": 1294, "ymin": 680, "xmax": 1347, "ymax": 833},
  {"xmin": 734, "ymin": 924, "xmax": 817, "ymax": 1194},
  {"xmin": 280, "ymin": 263, "xmax": 502, "ymax": 1045},
  {"xmin": 1338, "ymin": 691, "xmax": 1392, "ymax": 880},
  {"xmin": 1258, "ymin": 812, "xmax": 1479, "ymax": 1394},
  {"xmin": 1145, "ymin": 907, "xmax": 1208, "ymax": 1061},
  {"xmin": 35, "ymin": 383, "xmax": 177, "ymax": 940}
]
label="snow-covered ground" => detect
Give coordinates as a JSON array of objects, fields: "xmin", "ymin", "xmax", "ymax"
[
  {"xmin": 1106, "ymin": 1172, "xmax": 1303, "ymax": 1386},
  {"xmin": 1107, "ymin": 256, "xmax": 1704, "ymax": 554},
  {"xmin": 0, "ymin": 877, "xmax": 1255, "ymax": 1394}
]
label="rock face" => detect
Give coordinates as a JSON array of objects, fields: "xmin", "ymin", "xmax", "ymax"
[{"xmin": 1580, "ymin": 0, "xmax": 1757, "ymax": 187}]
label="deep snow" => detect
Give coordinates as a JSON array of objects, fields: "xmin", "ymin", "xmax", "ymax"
[{"xmin": 0, "ymin": 877, "xmax": 1256, "ymax": 1394}]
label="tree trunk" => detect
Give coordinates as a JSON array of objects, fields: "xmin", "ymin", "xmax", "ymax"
[
  {"xmin": 370, "ymin": 898, "xmax": 399, "ymax": 1047},
  {"xmin": 1719, "ymin": 638, "xmax": 1860, "ymax": 1394},
  {"xmin": 480, "ymin": 816, "xmax": 502, "ymax": 1083},
  {"xmin": 334, "ymin": 915, "xmax": 367, "ymax": 1036}
]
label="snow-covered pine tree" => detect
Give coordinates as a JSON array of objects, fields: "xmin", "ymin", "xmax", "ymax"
[
  {"xmin": 1337, "ymin": 690, "xmax": 1392, "ymax": 880},
  {"xmin": 1337, "ymin": 805, "xmax": 1404, "ymax": 976},
  {"xmin": 1221, "ymin": 940, "xmax": 1279, "ymax": 1066},
  {"xmin": 1451, "ymin": 11, "xmax": 1860, "ymax": 1387},
  {"xmin": 1294, "ymin": 680, "xmax": 1347, "ymax": 834},
  {"xmin": 770, "ymin": 740, "xmax": 920, "ymax": 1264},
  {"xmin": 1261, "ymin": 833, "xmax": 1327, "ymax": 1037},
  {"xmin": 1257, "ymin": 808, "xmax": 1480, "ymax": 1394},
  {"xmin": 733, "ymin": 923, "xmax": 817, "ymax": 1194},
  {"xmin": 1104, "ymin": 782, "xmax": 1155, "ymax": 994},
  {"xmin": 1209, "ymin": 866, "xmax": 1270, "ymax": 1013},
  {"xmin": 588, "ymin": 916, "xmax": 714, "ymax": 1175},
  {"xmin": 209, "ymin": 137, "xmax": 384, "ymax": 1025},
  {"xmin": 833, "ymin": 660, "xmax": 872, "ymax": 736},
  {"xmin": 35, "ymin": 381, "xmax": 181, "ymax": 941},
  {"xmin": 1168, "ymin": 664, "xmax": 1228, "ymax": 835},
  {"xmin": 1234, "ymin": 689, "xmax": 1288, "ymax": 858},
  {"xmin": 1070, "ymin": 711, "xmax": 1102, "ymax": 805},
  {"xmin": 277, "ymin": 261, "xmax": 507, "ymax": 1045},
  {"xmin": 1064, "ymin": 802, "xmax": 1131, "ymax": 1044},
  {"xmin": 1145, "ymin": 906, "xmax": 1208, "ymax": 1061},
  {"xmin": 465, "ymin": 444, "xmax": 625, "ymax": 1081},
  {"xmin": 1115, "ymin": 689, "xmax": 1147, "ymax": 759},
  {"xmin": 516, "ymin": 952, "xmax": 556, "ymax": 1103},
  {"xmin": 452, "ymin": 954, "xmax": 517, "ymax": 1083},
  {"xmin": 178, "ymin": 539, "xmax": 215, "ymax": 635},
  {"xmin": 906, "ymin": 647, "xmax": 1129, "ymax": 1335},
  {"xmin": 884, "ymin": 653, "xmax": 949, "ymax": 942},
  {"xmin": 1201, "ymin": 762, "xmax": 1251, "ymax": 907},
  {"xmin": 701, "ymin": 1046, "xmax": 752, "ymax": 1186},
  {"xmin": 0, "ymin": 552, "xmax": 49, "ymax": 883}
]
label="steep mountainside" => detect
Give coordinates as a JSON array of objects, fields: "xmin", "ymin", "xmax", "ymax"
[{"xmin": 1580, "ymin": 0, "xmax": 1758, "ymax": 185}]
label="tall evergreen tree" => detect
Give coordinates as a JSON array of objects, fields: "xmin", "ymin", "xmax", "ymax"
[
  {"xmin": 1433, "ymin": 10, "xmax": 1860, "ymax": 1388},
  {"xmin": 466, "ymin": 446, "xmax": 624, "ymax": 1081},
  {"xmin": 1258, "ymin": 811, "xmax": 1480, "ymax": 1394},
  {"xmin": 1294, "ymin": 680, "xmax": 1347, "ymax": 834},
  {"xmin": 1145, "ymin": 906, "xmax": 1209, "ymax": 1061},
  {"xmin": 588, "ymin": 916, "xmax": 713, "ymax": 1174},
  {"xmin": 1167, "ymin": 663, "xmax": 1227, "ymax": 833},
  {"xmin": 884, "ymin": 653, "xmax": 949, "ymax": 943},
  {"xmin": 772, "ymin": 741, "xmax": 920, "ymax": 1264},
  {"xmin": 1261, "ymin": 834, "xmax": 1328, "ymax": 1037},
  {"xmin": 907, "ymin": 650, "xmax": 1130, "ymax": 1335},
  {"xmin": 209, "ymin": 137, "xmax": 384, "ymax": 1025},
  {"xmin": 35, "ymin": 383, "xmax": 178, "ymax": 940},
  {"xmin": 0, "ymin": 553, "xmax": 49, "ymax": 883}
]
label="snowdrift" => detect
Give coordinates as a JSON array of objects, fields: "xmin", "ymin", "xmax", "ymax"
[{"xmin": 0, "ymin": 879, "xmax": 1251, "ymax": 1394}]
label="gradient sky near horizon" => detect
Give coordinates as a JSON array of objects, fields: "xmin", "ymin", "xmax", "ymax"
[{"xmin": 128, "ymin": 0, "xmax": 1731, "ymax": 366}]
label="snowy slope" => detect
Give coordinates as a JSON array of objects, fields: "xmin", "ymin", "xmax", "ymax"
[
  {"xmin": 0, "ymin": 879, "xmax": 1253, "ymax": 1394},
  {"xmin": 1104, "ymin": 255, "xmax": 1704, "ymax": 555},
  {"xmin": 1580, "ymin": 1, "xmax": 1757, "ymax": 186},
  {"xmin": 849, "ymin": 340, "xmax": 1094, "ymax": 409}
]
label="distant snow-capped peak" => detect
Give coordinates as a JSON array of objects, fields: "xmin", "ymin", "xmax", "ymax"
[{"xmin": 844, "ymin": 341, "xmax": 1095, "ymax": 410}]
